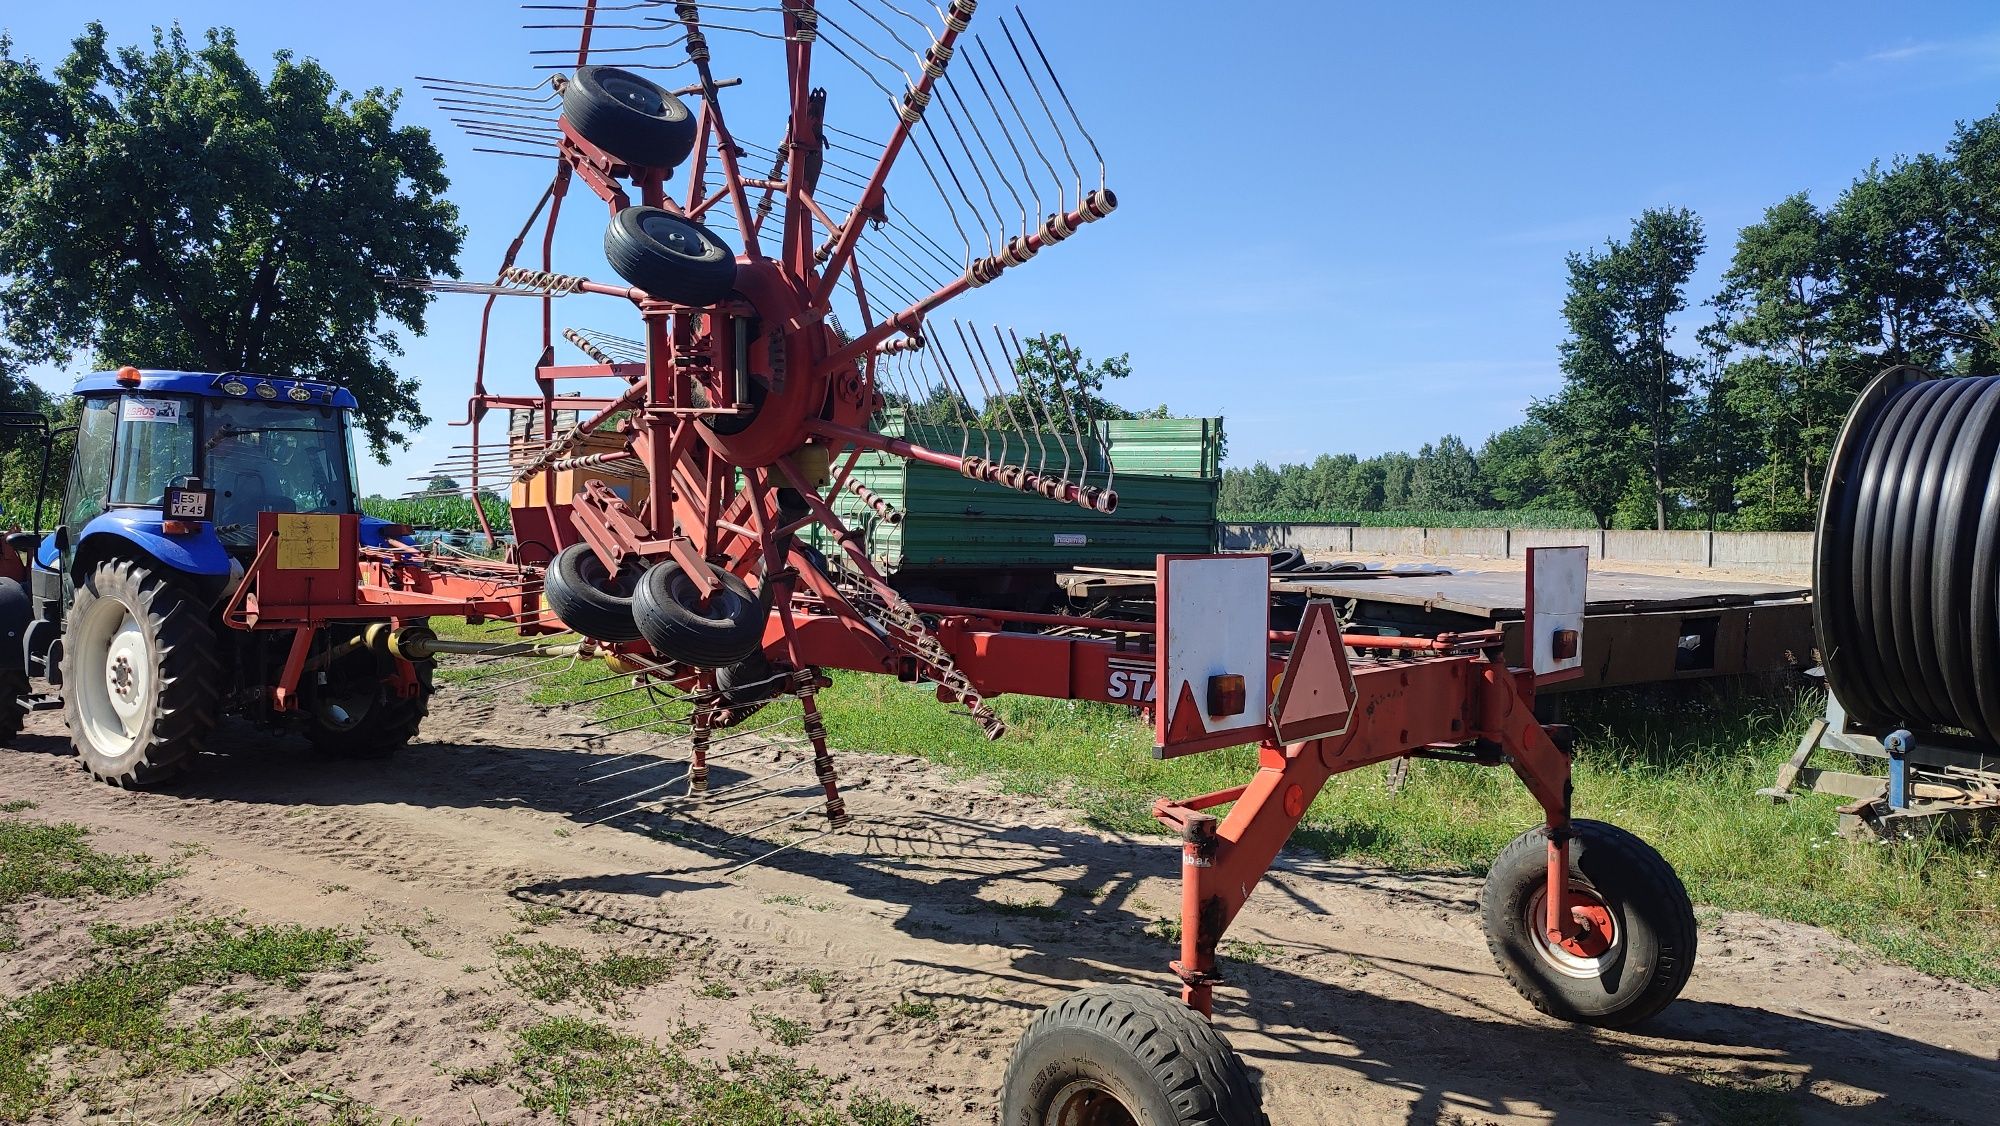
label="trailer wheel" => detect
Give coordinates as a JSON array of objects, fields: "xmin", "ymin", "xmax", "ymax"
[
  {"xmin": 632, "ymin": 562, "xmax": 769, "ymax": 668},
  {"xmin": 62, "ymin": 560, "xmax": 219, "ymax": 786},
  {"xmin": 1481, "ymin": 819, "xmax": 1696, "ymax": 1028},
  {"xmin": 604, "ymin": 206, "xmax": 737, "ymax": 307},
  {"xmin": 999, "ymin": 986, "xmax": 1268, "ymax": 1126},
  {"xmin": 544, "ymin": 543, "xmax": 646, "ymax": 643},
  {"xmin": 560, "ymin": 64, "xmax": 697, "ymax": 169}
]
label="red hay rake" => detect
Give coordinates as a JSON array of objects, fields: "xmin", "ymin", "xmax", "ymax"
[{"xmin": 394, "ymin": 3, "xmax": 1701, "ymax": 1120}]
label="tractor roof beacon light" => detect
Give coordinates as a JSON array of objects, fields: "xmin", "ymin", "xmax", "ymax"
[{"xmin": 115, "ymin": 366, "xmax": 141, "ymax": 386}]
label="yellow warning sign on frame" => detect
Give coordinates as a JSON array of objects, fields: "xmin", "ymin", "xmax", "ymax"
[{"xmin": 275, "ymin": 513, "xmax": 343, "ymax": 570}]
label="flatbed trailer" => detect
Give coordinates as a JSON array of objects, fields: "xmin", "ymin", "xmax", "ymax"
[{"xmin": 1059, "ymin": 563, "xmax": 1815, "ymax": 693}]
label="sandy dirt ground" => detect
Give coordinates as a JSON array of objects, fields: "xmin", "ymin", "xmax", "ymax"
[{"xmin": 2, "ymin": 686, "xmax": 1995, "ymax": 1125}]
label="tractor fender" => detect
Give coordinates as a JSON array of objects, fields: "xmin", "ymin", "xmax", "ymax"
[
  {"xmin": 74, "ymin": 511, "xmax": 233, "ymax": 582},
  {"xmin": 0, "ymin": 577, "xmax": 26, "ymax": 671}
]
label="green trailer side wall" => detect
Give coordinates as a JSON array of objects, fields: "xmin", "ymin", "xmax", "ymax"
[
  {"xmin": 1096, "ymin": 417, "xmax": 1223, "ymax": 478},
  {"xmin": 815, "ymin": 412, "xmax": 1220, "ymax": 571}
]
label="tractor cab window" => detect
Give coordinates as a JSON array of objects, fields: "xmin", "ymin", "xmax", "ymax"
[
  {"xmin": 107, "ymin": 395, "xmax": 197, "ymax": 509},
  {"xmin": 204, "ymin": 400, "xmax": 355, "ymax": 546},
  {"xmin": 63, "ymin": 397, "xmax": 120, "ymax": 530}
]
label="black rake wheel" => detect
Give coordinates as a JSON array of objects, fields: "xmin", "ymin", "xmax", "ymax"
[
  {"xmin": 632, "ymin": 561, "xmax": 768, "ymax": 669},
  {"xmin": 1480, "ymin": 819, "xmax": 1697, "ymax": 1028},
  {"xmin": 60, "ymin": 559, "xmax": 220, "ymax": 787},
  {"xmin": 544, "ymin": 542, "xmax": 647, "ymax": 643},
  {"xmin": 603, "ymin": 206, "xmax": 738, "ymax": 307},
  {"xmin": 1000, "ymin": 985, "xmax": 1268, "ymax": 1126},
  {"xmin": 561, "ymin": 64, "xmax": 698, "ymax": 169}
]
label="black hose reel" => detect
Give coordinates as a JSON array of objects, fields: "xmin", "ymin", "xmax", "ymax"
[{"xmin": 1815, "ymin": 366, "xmax": 2000, "ymax": 744}]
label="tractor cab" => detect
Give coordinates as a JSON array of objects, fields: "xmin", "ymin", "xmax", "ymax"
[
  {"xmin": 13, "ymin": 368, "xmax": 375, "ymax": 688},
  {"xmin": 50, "ymin": 369, "xmax": 363, "ymax": 563}
]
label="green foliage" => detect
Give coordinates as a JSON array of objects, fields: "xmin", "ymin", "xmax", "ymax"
[
  {"xmin": 359, "ymin": 491, "xmax": 510, "ymax": 532},
  {"xmin": 0, "ymin": 915, "xmax": 364, "ymax": 1117},
  {"xmin": 0, "ymin": 814, "xmax": 177, "ymax": 949},
  {"xmin": 508, "ymin": 1014, "xmax": 912, "ymax": 1125},
  {"xmin": 1409, "ymin": 434, "xmax": 1487, "ymax": 511},
  {"xmin": 1217, "ymin": 505, "xmax": 1600, "ymax": 528},
  {"xmin": 0, "ymin": 21, "xmax": 463, "ymax": 458},
  {"xmin": 492, "ymin": 936, "xmax": 676, "ymax": 1013}
]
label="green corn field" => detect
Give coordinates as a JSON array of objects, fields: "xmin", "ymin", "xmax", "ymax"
[{"xmin": 358, "ymin": 493, "xmax": 513, "ymax": 533}]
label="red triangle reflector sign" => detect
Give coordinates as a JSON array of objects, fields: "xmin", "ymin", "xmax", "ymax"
[{"xmin": 1271, "ymin": 600, "xmax": 1355, "ymax": 744}]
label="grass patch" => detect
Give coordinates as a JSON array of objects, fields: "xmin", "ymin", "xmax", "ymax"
[
  {"xmin": 1219, "ymin": 939, "xmax": 1277, "ymax": 965},
  {"xmin": 887, "ymin": 996, "xmax": 938, "ymax": 1023},
  {"xmin": 510, "ymin": 1015, "xmax": 918, "ymax": 1125},
  {"xmin": 0, "ymin": 916, "xmax": 365, "ymax": 1118},
  {"xmin": 0, "ymin": 815, "xmax": 178, "ymax": 949},
  {"xmin": 493, "ymin": 937, "xmax": 676, "ymax": 1012},
  {"xmin": 752, "ymin": 1009, "xmax": 813, "ymax": 1047}
]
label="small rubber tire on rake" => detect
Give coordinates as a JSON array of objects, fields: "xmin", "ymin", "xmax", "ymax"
[
  {"xmin": 1000, "ymin": 985, "xmax": 1268, "ymax": 1126},
  {"xmin": 1481, "ymin": 818, "xmax": 1697, "ymax": 1028},
  {"xmin": 544, "ymin": 543, "xmax": 646, "ymax": 643},
  {"xmin": 560, "ymin": 64, "xmax": 698, "ymax": 169},
  {"xmin": 61, "ymin": 560, "xmax": 220, "ymax": 787},
  {"xmin": 632, "ymin": 561, "xmax": 769, "ymax": 668},
  {"xmin": 604, "ymin": 206, "xmax": 737, "ymax": 307}
]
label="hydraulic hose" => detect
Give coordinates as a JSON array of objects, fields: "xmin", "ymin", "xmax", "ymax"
[{"xmin": 1815, "ymin": 367, "xmax": 2000, "ymax": 742}]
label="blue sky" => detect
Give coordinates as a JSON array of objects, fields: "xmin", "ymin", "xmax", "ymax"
[{"xmin": 5, "ymin": 2, "xmax": 2000, "ymax": 497}]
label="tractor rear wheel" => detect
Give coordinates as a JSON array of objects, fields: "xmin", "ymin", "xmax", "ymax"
[
  {"xmin": 999, "ymin": 985, "xmax": 1267, "ymax": 1126},
  {"xmin": 62, "ymin": 560, "xmax": 220, "ymax": 786},
  {"xmin": 307, "ymin": 659, "xmax": 433, "ymax": 759},
  {"xmin": 1480, "ymin": 819, "xmax": 1696, "ymax": 1028}
]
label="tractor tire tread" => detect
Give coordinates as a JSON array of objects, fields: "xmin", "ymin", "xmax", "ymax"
[{"xmin": 63, "ymin": 560, "xmax": 220, "ymax": 787}]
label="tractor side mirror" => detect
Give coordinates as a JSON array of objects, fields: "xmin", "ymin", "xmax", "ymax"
[{"xmin": 52, "ymin": 526, "xmax": 67, "ymax": 552}]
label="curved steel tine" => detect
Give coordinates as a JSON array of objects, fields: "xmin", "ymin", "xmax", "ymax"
[
  {"xmin": 1009, "ymin": 327, "xmax": 1072, "ymax": 490},
  {"xmin": 992, "ymin": 324, "xmax": 1052, "ymax": 484},
  {"xmin": 940, "ymin": 322, "xmax": 992, "ymax": 463}
]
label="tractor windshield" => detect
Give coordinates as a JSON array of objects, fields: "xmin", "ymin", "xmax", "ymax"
[{"xmin": 203, "ymin": 400, "xmax": 356, "ymax": 546}]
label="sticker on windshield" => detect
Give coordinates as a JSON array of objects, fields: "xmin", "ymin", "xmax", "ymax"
[{"xmin": 123, "ymin": 397, "xmax": 182, "ymax": 424}]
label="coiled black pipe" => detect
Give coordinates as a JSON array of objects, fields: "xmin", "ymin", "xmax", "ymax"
[{"xmin": 1815, "ymin": 367, "xmax": 2000, "ymax": 743}]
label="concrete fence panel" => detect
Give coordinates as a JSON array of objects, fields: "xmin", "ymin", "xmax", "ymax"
[{"xmin": 1219, "ymin": 523, "xmax": 1814, "ymax": 577}]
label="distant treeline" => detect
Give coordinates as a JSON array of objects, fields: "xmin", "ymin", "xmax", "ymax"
[{"xmin": 1225, "ymin": 104, "xmax": 2000, "ymax": 532}]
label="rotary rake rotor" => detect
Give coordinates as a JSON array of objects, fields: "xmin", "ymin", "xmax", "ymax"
[{"xmin": 396, "ymin": 0, "xmax": 1125, "ymax": 845}]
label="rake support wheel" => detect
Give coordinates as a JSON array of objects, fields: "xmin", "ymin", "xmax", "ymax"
[
  {"xmin": 560, "ymin": 64, "xmax": 697, "ymax": 169},
  {"xmin": 1000, "ymin": 986, "xmax": 1268, "ymax": 1126},
  {"xmin": 543, "ymin": 543, "xmax": 646, "ymax": 643},
  {"xmin": 632, "ymin": 562, "xmax": 769, "ymax": 668},
  {"xmin": 603, "ymin": 206, "xmax": 737, "ymax": 307},
  {"xmin": 1481, "ymin": 819, "xmax": 1696, "ymax": 1028}
]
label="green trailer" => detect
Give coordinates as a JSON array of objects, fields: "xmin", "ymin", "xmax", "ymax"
[{"xmin": 814, "ymin": 412, "xmax": 1221, "ymax": 610}]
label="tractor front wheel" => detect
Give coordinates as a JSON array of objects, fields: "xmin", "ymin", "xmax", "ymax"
[
  {"xmin": 1480, "ymin": 819, "xmax": 1697, "ymax": 1028},
  {"xmin": 62, "ymin": 560, "xmax": 220, "ymax": 786},
  {"xmin": 999, "ymin": 986, "xmax": 1267, "ymax": 1126}
]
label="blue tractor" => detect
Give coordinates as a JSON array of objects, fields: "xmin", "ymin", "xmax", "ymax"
[{"xmin": 0, "ymin": 368, "xmax": 435, "ymax": 785}]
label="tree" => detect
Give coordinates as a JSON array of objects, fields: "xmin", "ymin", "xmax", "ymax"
[
  {"xmin": 1709, "ymin": 192, "xmax": 1856, "ymax": 523},
  {"xmin": 425, "ymin": 474, "xmax": 461, "ymax": 495},
  {"xmin": 1529, "ymin": 386, "xmax": 1626, "ymax": 529},
  {"xmin": 992, "ymin": 332, "xmax": 1137, "ymax": 431},
  {"xmin": 1552, "ymin": 208, "xmax": 1705, "ymax": 529},
  {"xmin": 1409, "ymin": 434, "xmax": 1485, "ymax": 510},
  {"xmin": 0, "ymin": 23, "xmax": 463, "ymax": 457},
  {"xmin": 1827, "ymin": 156, "xmax": 1960, "ymax": 369},
  {"xmin": 1478, "ymin": 421, "xmax": 1554, "ymax": 510}
]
